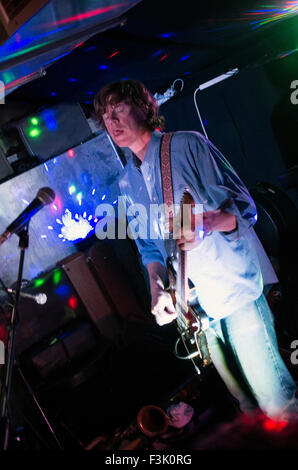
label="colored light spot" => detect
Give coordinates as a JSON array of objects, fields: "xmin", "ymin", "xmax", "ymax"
[
  {"xmin": 69, "ymin": 185, "xmax": 76, "ymax": 195},
  {"xmin": 263, "ymin": 418, "xmax": 288, "ymax": 432},
  {"xmin": 48, "ymin": 4, "xmax": 127, "ymax": 26},
  {"xmin": 180, "ymin": 55, "xmax": 190, "ymax": 61},
  {"xmin": 41, "ymin": 109, "xmax": 58, "ymax": 131},
  {"xmin": 69, "ymin": 78, "xmax": 78, "ymax": 82},
  {"xmin": 68, "ymin": 149, "xmax": 74, "ymax": 158},
  {"xmin": 68, "ymin": 296, "xmax": 78, "ymax": 309},
  {"xmin": 159, "ymin": 32, "xmax": 175, "ymax": 38},
  {"xmin": 49, "ymin": 338, "xmax": 58, "ymax": 346},
  {"xmin": 34, "ymin": 278, "xmax": 45, "ymax": 288},
  {"xmin": 55, "ymin": 285, "xmax": 71, "ymax": 296},
  {"xmin": 160, "ymin": 54, "xmax": 168, "ymax": 61},
  {"xmin": 98, "ymin": 64, "xmax": 108, "ymax": 70},
  {"xmin": 101, "ymin": 194, "xmax": 106, "ymax": 201},
  {"xmin": 53, "ymin": 270, "xmax": 62, "ymax": 285},
  {"xmin": 29, "ymin": 128, "xmax": 41, "ymax": 138},
  {"xmin": 92, "ymin": 188, "xmax": 96, "ymax": 195},
  {"xmin": 152, "ymin": 49, "xmax": 163, "ymax": 57},
  {"xmin": 109, "ymin": 51, "xmax": 119, "ymax": 58},
  {"xmin": 31, "ymin": 117, "xmax": 39, "ymax": 125},
  {"xmin": 41, "ymin": 235, "xmax": 47, "ymax": 239}
]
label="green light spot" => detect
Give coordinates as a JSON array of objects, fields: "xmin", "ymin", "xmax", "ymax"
[
  {"xmin": 76, "ymin": 192, "xmax": 83, "ymax": 201},
  {"xmin": 53, "ymin": 270, "xmax": 61, "ymax": 285},
  {"xmin": 69, "ymin": 185, "xmax": 76, "ymax": 195},
  {"xmin": 49, "ymin": 338, "xmax": 58, "ymax": 346},
  {"xmin": 64, "ymin": 306, "xmax": 77, "ymax": 319},
  {"xmin": 34, "ymin": 278, "xmax": 45, "ymax": 287},
  {"xmin": 29, "ymin": 128, "xmax": 41, "ymax": 138},
  {"xmin": 30, "ymin": 117, "xmax": 39, "ymax": 125}
]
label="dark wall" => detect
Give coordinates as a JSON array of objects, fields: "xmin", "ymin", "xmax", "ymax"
[{"xmin": 160, "ymin": 54, "xmax": 298, "ymax": 209}]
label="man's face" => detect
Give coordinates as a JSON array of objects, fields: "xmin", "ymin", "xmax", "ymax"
[{"xmin": 102, "ymin": 98, "xmax": 143, "ymax": 148}]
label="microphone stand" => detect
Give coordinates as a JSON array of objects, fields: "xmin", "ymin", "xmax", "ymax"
[
  {"xmin": 0, "ymin": 225, "xmax": 29, "ymax": 449},
  {"xmin": 0, "ymin": 225, "xmax": 63, "ymax": 450}
]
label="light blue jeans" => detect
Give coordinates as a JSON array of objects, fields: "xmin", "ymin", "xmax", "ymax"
[{"xmin": 205, "ymin": 294, "xmax": 298, "ymax": 420}]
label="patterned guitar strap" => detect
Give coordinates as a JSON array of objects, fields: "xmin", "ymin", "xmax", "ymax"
[{"xmin": 159, "ymin": 132, "xmax": 176, "ymax": 262}]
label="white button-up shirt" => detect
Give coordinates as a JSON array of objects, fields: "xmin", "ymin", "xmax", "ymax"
[{"xmin": 118, "ymin": 130, "xmax": 277, "ymax": 319}]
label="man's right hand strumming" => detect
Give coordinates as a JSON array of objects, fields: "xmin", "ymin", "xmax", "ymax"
[{"xmin": 147, "ymin": 262, "xmax": 177, "ymax": 326}]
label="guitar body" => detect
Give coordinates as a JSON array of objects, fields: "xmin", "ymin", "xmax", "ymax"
[{"xmin": 166, "ymin": 189, "xmax": 212, "ymax": 372}]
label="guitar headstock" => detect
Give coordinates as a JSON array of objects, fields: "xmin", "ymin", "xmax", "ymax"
[{"xmin": 181, "ymin": 188, "xmax": 195, "ymax": 208}]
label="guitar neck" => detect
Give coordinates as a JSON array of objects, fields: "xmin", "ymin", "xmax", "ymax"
[{"xmin": 176, "ymin": 246, "xmax": 187, "ymax": 313}]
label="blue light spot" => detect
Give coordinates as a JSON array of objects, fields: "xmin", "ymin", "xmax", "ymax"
[
  {"xmin": 41, "ymin": 109, "xmax": 58, "ymax": 131},
  {"xmin": 152, "ymin": 49, "xmax": 163, "ymax": 57},
  {"xmin": 69, "ymin": 78, "xmax": 78, "ymax": 82},
  {"xmin": 159, "ymin": 32, "xmax": 175, "ymax": 38},
  {"xmin": 88, "ymin": 91, "xmax": 93, "ymax": 94},
  {"xmin": 55, "ymin": 285, "xmax": 71, "ymax": 297},
  {"xmin": 98, "ymin": 65, "xmax": 108, "ymax": 70},
  {"xmin": 180, "ymin": 55, "xmax": 190, "ymax": 61},
  {"xmin": 204, "ymin": 120, "xmax": 208, "ymax": 125},
  {"xmin": 51, "ymin": 92, "xmax": 57, "ymax": 96},
  {"xmin": 81, "ymin": 173, "xmax": 91, "ymax": 186},
  {"xmin": 86, "ymin": 46, "xmax": 96, "ymax": 51}
]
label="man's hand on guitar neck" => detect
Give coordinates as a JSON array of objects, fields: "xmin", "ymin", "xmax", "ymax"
[
  {"xmin": 147, "ymin": 262, "xmax": 177, "ymax": 326},
  {"xmin": 175, "ymin": 209, "xmax": 237, "ymax": 252}
]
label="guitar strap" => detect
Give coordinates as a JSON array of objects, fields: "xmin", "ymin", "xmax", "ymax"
[{"xmin": 159, "ymin": 132, "xmax": 175, "ymax": 223}]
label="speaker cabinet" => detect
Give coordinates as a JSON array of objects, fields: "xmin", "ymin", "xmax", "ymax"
[
  {"xmin": 60, "ymin": 252, "xmax": 122, "ymax": 342},
  {"xmin": 17, "ymin": 102, "xmax": 92, "ymax": 161}
]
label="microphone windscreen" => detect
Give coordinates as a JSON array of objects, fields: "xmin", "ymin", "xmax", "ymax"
[
  {"xmin": 37, "ymin": 187, "xmax": 55, "ymax": 205},
  {"xmin": 35, "ymin": 293, "xmax": 47, "ymax": 305}
]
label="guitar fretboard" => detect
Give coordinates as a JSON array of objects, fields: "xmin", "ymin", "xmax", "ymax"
[{"xmin": 177, "ymin": 245, "xmax": 187, "ymax": 316}]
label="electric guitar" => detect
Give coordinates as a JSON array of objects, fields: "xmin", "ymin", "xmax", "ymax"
[{"xmin": 166, "ymin": 190, "xmax": 212, "ymax": 374}]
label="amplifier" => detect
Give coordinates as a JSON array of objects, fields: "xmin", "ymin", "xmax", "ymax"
[{"xmin": 17, "ymin": 102, "xmax": 92, "ymax": 161}]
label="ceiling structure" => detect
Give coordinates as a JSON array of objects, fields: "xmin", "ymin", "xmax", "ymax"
[{"xmin": 1, "ymin": 0, "xmax": 298, "ymax": 111}]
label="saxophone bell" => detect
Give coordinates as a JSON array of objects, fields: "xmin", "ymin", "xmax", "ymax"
[{"xmin": 137, "ymin": 405, "xmax": 169, "ymax": 438}]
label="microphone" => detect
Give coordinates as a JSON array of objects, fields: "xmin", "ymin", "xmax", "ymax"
[
  {"xmin": 198, "ymin": 68, "xmax": 239, "ymax": 91},
  {"xmin": 0, "ymin": 187, "xmax": 55, "ymax": 246},
  {"xmin": 7, "ymin": 289, "xmax": 47, "ymax": 305},
  {"xmin": 154, "ymin": 79, "xmax": 184, "ymax": 106}
]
